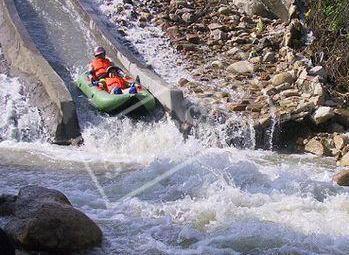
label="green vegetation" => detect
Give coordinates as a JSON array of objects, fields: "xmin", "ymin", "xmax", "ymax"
[
  {"xmin": 307, "ymin": 0, "xmax": 349, "ymax": 94},
  {"xmin": 322, "ymin": 0, "xmax": 349, "ymax": 32}
]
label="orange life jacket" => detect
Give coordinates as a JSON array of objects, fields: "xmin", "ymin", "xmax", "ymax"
[
  {"xmin": 91, "ymin": 58, "xmax": 112, "ymax": 80},
  {"xmin": 104, "ymin": 77, "xmax": 127, "ymax": 93}
]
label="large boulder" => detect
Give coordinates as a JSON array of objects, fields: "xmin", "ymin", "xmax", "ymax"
[
  {"xmin": 0, "ymin": 228, "xmax": 15, "ymax": 255},
  {"xmin": 2, "ymin": 186, "xmax": 102, "ymax": 253}
]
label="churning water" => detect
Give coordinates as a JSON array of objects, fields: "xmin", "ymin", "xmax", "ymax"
[{"xmin": 1, "ymin": 0, "xmax": 349, "ymax": 254}]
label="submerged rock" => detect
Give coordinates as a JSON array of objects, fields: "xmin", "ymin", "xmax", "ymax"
[{"xmin": 2, "ymin": 186, "xmax": 102, "ymax": 253}]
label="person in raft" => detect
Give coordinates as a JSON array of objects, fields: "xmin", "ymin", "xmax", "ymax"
[
  {"xmin": 97, "ymin": 66, "xmax": 138, "ymax": 95},
  {"xmin": 88, "ymin": 46, "xmax": 113, "ymax": 82}
]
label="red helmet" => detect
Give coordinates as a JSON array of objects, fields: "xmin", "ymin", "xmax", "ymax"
[{"xmin": 94, "ymin": 46, "xmax": 106, "ymax": 57}]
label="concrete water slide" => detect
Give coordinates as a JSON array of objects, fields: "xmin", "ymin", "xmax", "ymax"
[
  {"xmin": 0, "ymin": 0, "xmax": 192, "ymax": 145},
  {"xmin": 0, "ymin": 0, "xmax": 81, "ymax": 144},
  {"xmin": 68, "ymin": 0, "xmax": 191, "ymax": 124}
]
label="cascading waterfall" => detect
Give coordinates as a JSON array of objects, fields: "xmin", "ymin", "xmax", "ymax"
[
  {"xmin": 263, "ymin": 90, "xmax": 277, "ymax": 150},
  {"xmin": 0, "ymin": 74, "xmax": 46, "ymax": 143}
]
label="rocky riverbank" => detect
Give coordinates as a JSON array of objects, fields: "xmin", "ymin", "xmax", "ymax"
[{"xmin": 102, "ymin": 0, "xmax": 349, "ymax": 161}]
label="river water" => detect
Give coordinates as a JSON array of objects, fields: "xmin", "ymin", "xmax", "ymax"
[{"xmin": 1, "ymin": 0, "xmax": 349, "ymax": 254}]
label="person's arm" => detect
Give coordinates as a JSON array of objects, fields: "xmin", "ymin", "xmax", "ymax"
[
  {"xmin": 98, "ymin": 79, "xmax": 107, "ymax": 91},
  {"xmin": 88, "ymin": 63, "xmax": 95, "ymax": 80}
]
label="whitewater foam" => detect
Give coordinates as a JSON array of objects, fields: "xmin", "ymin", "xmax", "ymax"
[{"xmin": 0, "ymin": 74, "xmax": 46, "ymax": 142}]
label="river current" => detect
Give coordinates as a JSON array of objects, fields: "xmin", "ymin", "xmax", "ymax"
[{"xmin": 1, "ymin": 0, "xmax": 349, "ymax": 254}]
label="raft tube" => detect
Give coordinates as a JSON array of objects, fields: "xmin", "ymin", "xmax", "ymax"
[{"xmin": 75, "ymin": 72, "xmax": 156, "ymax": 114}]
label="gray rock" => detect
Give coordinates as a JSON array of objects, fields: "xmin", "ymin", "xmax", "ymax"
[
  {"xmin": 313, "ymin": 82, "xmax": 324, "ymax": 96},
  {"xmin": 227, "ymin": 61, "xmax": 255, "ymax": 74},
  {"xmin": 227, "ymin": 47, "xmax": 241, "ymax": 56},
  {"xmin": 211, "ymin": 60, "xmax": 223, "ymax": 69},
  {"xmin": 279, "ymin": 89, "xmax": 299, "ymax": 98},
  {"xmin": 210, "ymin": 29, "xmax": 226, "ymax": 41},
  {"xmin": 263, "ymin": 52, "xmax": 276, "ymax": 63},
  {"xmin": 4, "ymin": 186, "xmax": 102, "ymax": 253},
  {"xmin": 334, "ymin": 134, "xmax": 348, "ymax": 150},
  {"xmin": 246, "ymin": 0, "xmax": 293, "ymax": 20},
  {"xmin": 218, "ymin": 6, "xmax": 232, "ymax": 15},
  {"xmin": 309, "ymin": 66, "xmax": 327, "ymax": 79},
  {"xmin": 181, "ymin": 13, "xmax": 193, "ymax": 23},
  {"xmin": 312, "ymin": 106, "xmax": 334, "ymax": 125},
  {"xmin": 271, "ymin": 72, "xmax": 295, "ymax": 86},
  {"xmin": 208, "ymin": 23, "xmax": 224, "ymax": 31},
  {"xmin": 249, "ymin": 56, "xmax": 262, "ymax": 64},
  {"xmin": 304, "ymin": 137, "xmax": 326, "ymax": 156},
  {"xmin": 275, "ymin": 82, "xmax": 292, "ymax": 92},
  {"xmin": 294, "ymin": 101, "xmax": 315, "ymax": 114}
]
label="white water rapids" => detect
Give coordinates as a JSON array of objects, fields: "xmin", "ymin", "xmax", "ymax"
[{"xmin": 1, "ymin": 0, "xmax": 349, "ymax": 254}]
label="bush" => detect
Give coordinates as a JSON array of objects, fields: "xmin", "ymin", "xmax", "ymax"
[
  {"xmin": 322, "ymin": 0, "xmax": 349, "ymax": 32},
  {"xmin": 307, "ymin": 0, "xmax": 349, "ymax": 95}
]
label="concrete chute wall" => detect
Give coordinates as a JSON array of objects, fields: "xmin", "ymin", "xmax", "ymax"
[{"xmin": 0, "ymin": 0, "xmax": 81, "ymax": 144}]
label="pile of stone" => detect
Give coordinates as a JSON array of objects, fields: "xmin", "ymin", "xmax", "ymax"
[
  {"xmin": 300, "ymin": 132, "xmax": 349, "ymax": 166},
  {"xmin": 0, "ymin": 186, "xmax": 102, "ymax": 254},
  {"xmin": 146, "ymin": 0, "xmax": 330, "ymax": 125},
  {"xmin": 106, "ymin": 0, "xmax": 348, "ymax": 153}
]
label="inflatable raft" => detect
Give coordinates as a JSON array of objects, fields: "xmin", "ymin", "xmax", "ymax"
[{"xmin": 75, "ymin": 72, "xmax": 156, "ymax": 114}]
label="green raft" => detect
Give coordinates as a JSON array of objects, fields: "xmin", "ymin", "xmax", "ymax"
[{"xmin": 75, "ymin": 72, "xmax": 156, "ymax": 114}]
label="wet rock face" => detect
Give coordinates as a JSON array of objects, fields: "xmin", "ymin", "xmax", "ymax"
[{"xmin": 1, "ymin": 186, "xmax": 102, "ymax": 253}]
